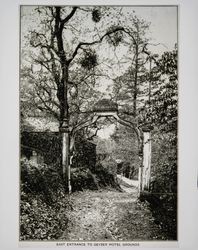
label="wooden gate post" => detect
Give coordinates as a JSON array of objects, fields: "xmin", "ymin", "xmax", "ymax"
[
  {"xmin": 141, "ymin": 126, "xmax": 152, "ymax": 193},
  {"xmin": 138, "ymin": 163, "xmax": 143, "ymax": 196},
  {"xmin": 60, "ymin": 119, "xmax": 71, "ymax": 194}
]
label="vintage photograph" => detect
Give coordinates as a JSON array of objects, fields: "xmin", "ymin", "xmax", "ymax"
[{"xmin": 20, "ymin": 5, "xmax": 178, "ymax": 241}]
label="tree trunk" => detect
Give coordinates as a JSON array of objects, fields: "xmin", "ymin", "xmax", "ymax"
[
  {"xmin": 55, "ymin": 7, "xmax": 71, "ymax": 192},
  {"xmin": 133, "ymin": 44, "xmax": 139, "ymax": 117},
  {"xmin": 148, "ymin": 58, "xmax": 152, "ymax": 104}
]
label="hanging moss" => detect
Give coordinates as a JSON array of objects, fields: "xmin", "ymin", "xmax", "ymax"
[
  {"xmin": 106, "ymin": 26, "xmax": 124, "ymax": 47},
  {"xmin": 80, "ymin": 50, "xmax": 98, "ymax": 70},
  {"xmin": 92, "ymin": 9, "xmax": 101, "ymax": 23}
]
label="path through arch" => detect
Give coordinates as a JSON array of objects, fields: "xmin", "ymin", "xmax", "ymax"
[{"xmin": 60, "ymin": 176, "xmax": 166, "ymax": 241}]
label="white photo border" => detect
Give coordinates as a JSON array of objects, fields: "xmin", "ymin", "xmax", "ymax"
[{"xmin": 0, "ymin": 0, "xmax": 197, "ymax": 249}]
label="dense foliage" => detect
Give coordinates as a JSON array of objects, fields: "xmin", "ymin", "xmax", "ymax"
[
  {"xmin": 21, "ymin": 132, "xmax": 61, "ymax": 165},
  {"xmin": 110, "ymin": 127, "xmax": 140, "ymax": 179},
  {"xmin": 71, "ymin": 164, "xmax": 120, "ymax": 192},
  {"xmin": 140, "ymin": 48, "xmax": 178, "ymax": 239},
  {"xmin": 20, "ymin": 159, "xmax": 71, "ymax": 240}
]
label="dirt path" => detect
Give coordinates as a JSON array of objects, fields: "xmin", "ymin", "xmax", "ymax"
[{"xmin": 60, "ymin": 182, "xmax": 165, "ymax": 241}]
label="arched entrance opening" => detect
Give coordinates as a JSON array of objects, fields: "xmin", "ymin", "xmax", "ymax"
[{"xmin": 63, "ymin": 98, "xmax": 152, "ymax": 196}]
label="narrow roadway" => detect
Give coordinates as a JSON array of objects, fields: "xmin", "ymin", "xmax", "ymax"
[{"xmin": 60, "ymin": 176, "xmax": 165, "ymax": 241}]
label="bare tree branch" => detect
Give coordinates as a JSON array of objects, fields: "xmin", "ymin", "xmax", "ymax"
[
  {"xmin": 60, "ymin": 7, "xmax": 78, "ymax": 25},
  {"xmin": 67, "ymin": 27, "xmax": 126, "ymax": 64}
]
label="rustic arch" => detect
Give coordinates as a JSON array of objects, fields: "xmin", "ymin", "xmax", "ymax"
[{"xmin": 69, "ymin": 98, "xmax": 152, "ymax": 196}]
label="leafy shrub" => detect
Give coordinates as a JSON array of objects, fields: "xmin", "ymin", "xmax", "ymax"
[
  {"xmin": 20, "ymin": 191, "xmax": 70, "ymax": 240},
  {"xmin": 21, "ymin": 158, "xmax": 64, "ymax": 204},
  {"xmin": 148, "ymin": 162, "xmax": 177, "ymax": 239},
  {"xmin": 72, "ymin": 134, "xmax": 96, "ymax": 170},
  {"xmin": 71, "ymin": 162, "xmax": 121, "ymax": 192},
  {"xmin": 99, "ymin": 157, "xmax": 117, "ymax": 175},
  {"xmin": 140, "ymin": 131, "xmax": 177, "ymax": 240},
  {"xmin": 140, "ymin": 190, "xmax": 177, "ymax": 240},
  {"xmin": 71, "ymin": 167, "xmax": 98, "ymax": 191},
  {"xmin": 21, "ymin": 132, "xmax": 61, "ymax": 165},
  {"xmin": 21, "ymin": 131, "xmax": 96, "ymax": 171},
  {"xmin": 20, "ymin": 159, "xmax": 71, "ymax": 240},
  {"xmin": 94, "ymin": 163, "xmax": 121, "ymax": 190}
]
